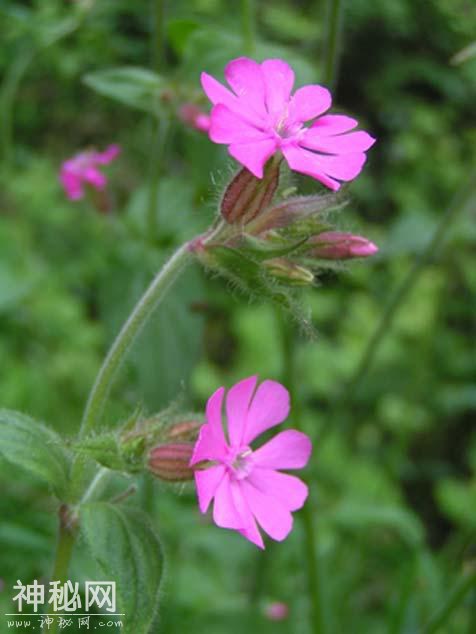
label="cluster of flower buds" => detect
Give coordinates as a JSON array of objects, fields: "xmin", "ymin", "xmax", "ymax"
[
  {"xmin": 190, "ymin": 156, "xmax": 378, "ymax": 316},
  {"xmin": 74, "ymin": 414, "xmax": 202, "ymax": 481}
]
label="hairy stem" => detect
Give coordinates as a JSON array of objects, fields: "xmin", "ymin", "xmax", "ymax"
[
  {"xmin": 49, "ymin": 509, "xmax": 77, "ymax": 634},
  {"xmin": 64, "ymin": 241, "xmax": 193, "ymax": 582},
  {"xmin": 79, "ymin": 242, "xmax": 192, "ymax": 439}
]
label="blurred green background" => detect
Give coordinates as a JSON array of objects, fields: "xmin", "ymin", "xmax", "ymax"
[{"xmin": 1, "ymin": 0, "xmax": 476, "ymax": 632}]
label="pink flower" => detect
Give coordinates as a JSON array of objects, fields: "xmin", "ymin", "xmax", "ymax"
[
  {"xmin": 201, "ymin": 57, "xmax": 375, "ymax": 190},
  {"xmin": 264, "ymin": 602, "xmax": 289, "ymax": 621},
  {"xmin": 60, "ymin": 145, "xmax": 121, "ymax": 201},
  {"xmin": 190, "ymin": 376, "xmax": 312, "ymax": 548},
  {"xmin": 310, "ymin": 231, "xmax": 378, "ymax": 259}
]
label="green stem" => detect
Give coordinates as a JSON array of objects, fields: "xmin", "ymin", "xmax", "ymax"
[
  {"xmin": 241, "ymin": 0, "xmax": 256, "ymax": 55},
  {"xmin": 322, "ymin": 0, "xmax": 344, "ymax": 90},
  {"xmin": 51, "ymin": 519, "xmax": 76, "ymax": 582},
  {"xmin": 422, "ymin": 569, "xmax": 476, "ymax": 634},
  {"xmin": 344, "ymin": 168, "xmax": 476, "ymax": 401},
  {"xmin": 280, "ymin": 312, "xmax": 326, "ymax": 634},
  {"xmin": 79, "ymin": 242, "xmax": 192, "ymax": 439},
  {"xmin": 49, "ymin": 510, "xmax": 76, "ymax": 634}
]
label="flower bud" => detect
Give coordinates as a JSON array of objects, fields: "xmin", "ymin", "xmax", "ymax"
[
  {"xmin": 220, "ymin": 158, "xmax": 280, "ymax": 225},
  {"xmin": 264, "ymin": 258, "xmax": 314, "ymax": 286},
  {"xmin": 165, "ymin": 420, "xmax": 202, "ymax": 442},
  {"xmin": 148, "ymin": 443, "xmax": 195, "ymax": 482},
  {"xmin": 247, "ymin": 193, "xmax": 340, "ymax": 235},
  {"xmin": 309, "ymin": 231, "xmax": 378, "ymax": 259},
  {"xmin": 178, "ymin": 103, "xmax": 210, "ymax": 133}
]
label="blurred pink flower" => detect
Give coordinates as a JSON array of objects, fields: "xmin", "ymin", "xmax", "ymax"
[
  {"xmin": 264, "ymin": 602, "xmax": 289, "ymax": 621},
  {"xmin": 60, "ymin": 144, "xmax": 121, "ymax": 201},
  {"xmin": 179, "ymin": 103, "xmax": 211, "ymax": 133},
  {"xmin": 190, "ymin": 376, "xmax": 312, "ymax": 548},
  {"xmin": 310, "ymin": 231, "xmax": 378, "ymax": 259},
  {"xmin": 201, "ymin": 57, "xmax": 375, "ymax": 189}
]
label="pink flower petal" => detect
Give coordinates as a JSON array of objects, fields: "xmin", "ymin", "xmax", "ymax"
[
  {"xmin": 209, "ymin": 104, "xmax": 268, "ymax": 144},
  {"xmin": 282, "ymin": 144, "xmax": 340, "ymax": 189},
  {"xmin": 194, "ymin": 465, "xmax": 226, "ymax": 513},
  {"xmin": 224, "ymin": 57, "xmax": 267, "ymax": 119},
  {"xmin": 190, "ymin": 387, "xmax": 227, "ymax": 465},
  {"xmin": 228, "ymin": 138, "xmax": 277, "ymax": 178},
  {"xmin": 261, "ymin": 59, "xmax": 295, "ymax": 120},
  {"xmin": 230, "ymin": 480, "xmax": 264, "ymax": 548},
  {"xmin": 213, "ymin": 475, "xmax": 243, "ymax": 529},
  {"xmin": 248, "ymin": 467, "xmax": 308, "ymax": 511},
  {"xmin": 201, "ymin": 71, "xmax": 237, "ymax": 109},
  {"xmin": 243, "ymin": 380, "xmax": 290, "ymax": 444},
  {"xmin": 317, "ymin": 151, "xmax": 368, "ymax": 180},
  {"xmin": 206, "ymin": 386, "xmax": 226, "ymax": 439},
  {"xmin": 241, "ymin": 479, "xmax": 293, "ymax": 541},
  {"xmin": 94, "ymin": 144, "xmax": 121, "ymax": 164},
  {"xmin": 225, "ymin": 375, "xmax": 258, "ymax": 447},
  {"xmin": 300, "ymin": 129, "xmax": 376, "ymax": 154},
  {"xmin": 83, "ymin": 167, "xmax": 106, "ymax": 189},
  {"xmin": 189, "ymin": 423, "xmax": 225, "ymax": 465},
  {"xmin": 310, "ymin": 114, "xmax": 358, "ymax": 135},
  {"xmin": 253, "ymin": 429, "xmax": 312, "ymax": 470},
  {"xmin": 283, "ymin": 144, "xmax": 367, "ymax": 189},
  {"xmin": 60, "ymin": 171, "xmax": 83, "ymax": 200},
  {"xmin": 201, "ymin": 71, "xmax": 258, "ymax": 125},
  {"xmin": 288, "ymin": 85, "xmax": 332, "ymax": 125}
]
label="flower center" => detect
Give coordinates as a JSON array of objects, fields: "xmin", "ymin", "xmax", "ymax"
[{"xmin": 226, "ymin": 446, "xmax": 254, "ymax": 480}]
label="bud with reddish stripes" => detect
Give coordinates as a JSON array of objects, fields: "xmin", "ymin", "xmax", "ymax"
[{"xmin": 148, "ymin": 443, "xmax": 195, "ymax": 482}]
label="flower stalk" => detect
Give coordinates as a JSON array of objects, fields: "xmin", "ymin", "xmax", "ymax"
[{"xmin": 79, "ymin": 241, "xmax": 192, "ymax": 440}]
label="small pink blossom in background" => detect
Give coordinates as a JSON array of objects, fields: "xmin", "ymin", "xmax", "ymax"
[
  {"xmin": 264, "ymin": 601, "xmax": 289, "ymax": 621},
  {"xmin": 201, "ymin": 57, "xmax": 375, "ymax": 190},
  {"xmin": 311, "ymin": 231, "xmax": 378, "ymax": 259},
  {"xmin": 190, "ymin": 376, "xmax": 312, "ymax": 548},
  {"xmin": 178, "ymin": 103, "xmax": 211, "ymax": 133},
  {"xmin": 59, "ymin": 144, "xmax": 121, "ymax": 201}
]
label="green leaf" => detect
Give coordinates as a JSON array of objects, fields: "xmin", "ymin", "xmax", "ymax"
[
  {"xmin": 0, "ymin": 409, "xmax": 70, "ymax": 497},
  {"xmin": 81, "ymin": 503, "xmax": 164, "ymax": 633},
  {"xmin": 83, "ymin": 67, "xmax": 166, "ymax": 114}
]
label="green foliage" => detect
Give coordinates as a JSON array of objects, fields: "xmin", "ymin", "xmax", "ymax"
[
  {"xmin": 80, "ymin": 503, "xmax": 163, "ymax": 633},
  {"xmin": 0, "ymin": 409, "xmax": 70, "ymax": 497}
]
